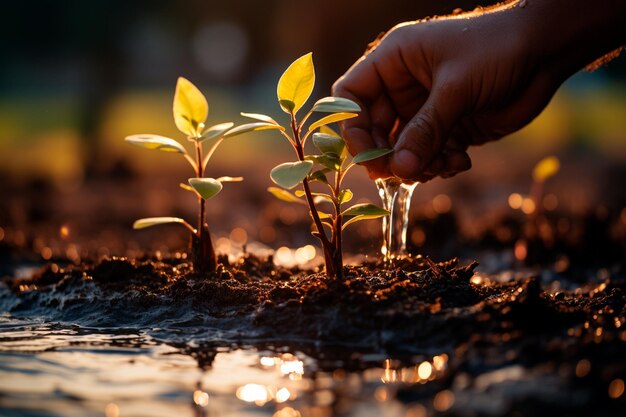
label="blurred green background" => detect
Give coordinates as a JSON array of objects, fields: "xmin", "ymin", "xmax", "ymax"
[{"xmin": 2, "ymin": 0, "xmax": 625, "ymax": 183}]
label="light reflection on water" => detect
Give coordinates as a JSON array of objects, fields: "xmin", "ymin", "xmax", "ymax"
[{"xmin": 0, "ymin": 316, "xmax": 452, "ymax": 417}]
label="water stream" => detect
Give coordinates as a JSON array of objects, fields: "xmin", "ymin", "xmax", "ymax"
[{"xmin": 375, "ymin": 178, "xmax": 418, "ymax": 262}]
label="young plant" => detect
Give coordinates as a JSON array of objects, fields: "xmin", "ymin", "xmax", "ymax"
[
  {"xmin": 244, "ymin": 53, "xmax": 391, "ymax": 279},
  {"xmin": 125, "ymin": 77, "xmax": 283, "ymax": 272}
]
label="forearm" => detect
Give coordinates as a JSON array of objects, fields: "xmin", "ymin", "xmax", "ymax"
[{"xmin": 519, "ymin": 0, "xmax": 626, "ymax": 76}]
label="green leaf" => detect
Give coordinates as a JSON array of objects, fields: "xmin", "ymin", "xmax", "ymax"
[
  {"xmin": 188, "ymin": 177, "xmax": 223, "ymax": 200},
  {"xmin": 268, "ymin": 186, "xmax": 305, "ymax": 204},
  {"xmin": 295, "ymin": 190, "xmax": 334, "ymax": 204},
  {"xmin": 352, "ymin": 148, "xmax": 393, "ymax": 164},
  {"xmin": 240, "ymin": 112, "xmax": 279, "ymax": 125},
  {"xmin": 342, "ymin": 203, "xmax": 389, "ymax": 217},
  {"xmin": 312, "ymin": 96, "xmax": 361, "ymax": 113},
  {"xmin": 339, "ymin": 189, "xmax": 353, "ymax": 204},
  {"xmin": 309, "ymin": 112, "xmax": 358, "ymax": 133},
  {"xmin": 306, "ymin": 154, "xmax": 341, "ymax": 171},
  {"xmin": 270, "ymin": 161, "xmax": 313, "ymax": 189},
  {"xmin": 125, "ymin": 134, "xmax": 187, "ymax": 154},
  {"xmin": 133, "ymin": 217, "xmax": 188, "ymax": 230},
  {"xmin": 180, "ymin": 182, "xmax": 196, "ymax": 192},
  {"xmin": 216, "ymin": 176, "xmax": 243, "ymax": 182},
  {"xmin": 173, "ymin": 77, "xmax": 208, "ymax": 137},
  {"xmin": 308, "ymin": 169, "xmax": 329, "ymax": 184},
  {"xmin": 223, "ymin": 122, "xmax": 285, "ymax": 137},
  {"xmin": 341, "ymin": 214, "xmax": 385, "ymax": 231},
  {"xmin": 319, "ymin": 125, "xmax": 340, "ymax": 137},
  {"xmin": 202, "ymin": 122, "xmax": 234, "ymax": 142},
  {"xmin": 312, "ymin": 133, "xmax": 345, "ymax": 156},
  {"xmin": 277, "ymin": 53, "xmax": 315, "ymax": 114}
]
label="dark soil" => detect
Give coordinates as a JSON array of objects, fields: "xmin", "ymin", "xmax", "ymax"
[{"xmin": 2, "ymin": 253, "xmax": 626, "ymax": 416}]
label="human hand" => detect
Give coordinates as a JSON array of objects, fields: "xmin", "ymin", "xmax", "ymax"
[{"xmin": 333, "ymin": 1, "xmax": 625, "ymax": 182}]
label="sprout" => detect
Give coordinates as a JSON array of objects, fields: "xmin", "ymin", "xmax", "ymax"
[
  {"xmin": 125, "ymin": 77, "xmax": 279, "ymax": 272},
  {"xmin": 242, "ymin": 53, "xmax": 390, "ymax": 279}
]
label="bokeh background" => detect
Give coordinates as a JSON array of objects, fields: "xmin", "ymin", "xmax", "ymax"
[{"xmin": 1, "ymin": 0, "xmax": 625, "ymax": 267}]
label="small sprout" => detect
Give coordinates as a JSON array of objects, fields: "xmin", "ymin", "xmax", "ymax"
[
  {"xmin": 250, "ymin": 53, "xmax": 390, "ymax": 279},
  {"xmin": 125, "ymin": 77, "xmax": 252, "ymax": 273},
  {"xmin": 532, "ymin": 156, "xmax": 560, "ymax": 183}
]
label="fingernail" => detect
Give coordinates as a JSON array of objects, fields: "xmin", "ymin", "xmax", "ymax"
[{"xmin": 391, "ymin": 149, "xmax": 420, "ymax": 179}]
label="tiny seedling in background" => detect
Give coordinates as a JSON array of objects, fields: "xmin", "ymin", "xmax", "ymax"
[
  {"xmin": 244, "ymin": 53, "xmax": 390, "ymax": 279},
  {"xmin": 126, "ymin": 77, "xmax": 282, "ymax": 272},
  {"xmin": 508, "ymin": 155, "xmax": 561, "ymax": 216}
]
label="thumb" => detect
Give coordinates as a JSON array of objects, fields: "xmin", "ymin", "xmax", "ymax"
[{"xmin": 390, "ymin": 83, "xmax": 464, "ymax": 180}]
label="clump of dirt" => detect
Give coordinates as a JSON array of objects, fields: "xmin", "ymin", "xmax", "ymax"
[{"xmin": 5, "ymin": 254, "xmax": 625, "ymax": 354}]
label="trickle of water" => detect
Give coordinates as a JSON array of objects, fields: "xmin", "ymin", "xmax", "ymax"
[{"xmin": 376, "ymin": 178, "xmax": 418, "ymax": 262}]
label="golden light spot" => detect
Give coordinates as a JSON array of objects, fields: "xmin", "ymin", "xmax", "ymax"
[
  {"xmin": 294, "ymin": 245, "xmax": 316, "ymax": 264},
  {"xmin": 382, "ymin": 368, "xmax": 398, "ymax": 384},
  {"xmin": 275, "ymin": 387, "xmax": 291, "ymax": 403},
  {"xmin": 193, "ymin": 390, "xmax": 210, "ymax": 407},
  {"xmin": 229, "ymin": 227, "xmax": 248, "ymax": 245},
  {"xmin": 417, "ymin": 362, "xmax": 433, "ymax": 380},
  {"xmin": 609, "ymin": 379, "xmax": 624, "ymax": 399},
  {"xmin": 280, "ymin": 358, "xmax": 304, "ymax": 376},
  {"xmin": 374, "ymin": 386, "xmax": 388, "ymax": 402},
  {"xmin": 514, "ymin": 240, "xmax": 527, "ymax": 261},
  {"xmin": 432, "ymin": 354, "xmax": 448, "ymax": 371},
  {"xmin": 41, "ymin": 247, "xmax": 52, "ymax": 260},
  {"xmin": 60, "ymin": 225, "xmax": 70, "ymax": 239},
  {"xmin": 575, "ymin": 359, "xmax": 591, "ymax": 377},
  {"xmin": 508, "ymin": 193, "xmax": 523, "ymax": 209},
  {"xmin": 432, "ymin": 194, "xmax": 452, "ymax": 214},
  {"xmin": 236, "ymin": 384, "xmax": 269, "ymax": 406},
  {"xmin": 433, "ymin": 390, "xmax": 455, "ymax": 411},
  {"xmin": 105, "ymin": 403, "xmax": 119, "ymax": 417},
  {"xmin": 532, "ymin": 156, "xmax": 560, "ymax": 182},
  {"xmin": 521, "ymin": 198, "xmax": 536, "ymax": 215},
  {"xmin": 274, "ymin": 246, "xmax": 294, "ymax": 266},
  {"xmin": 273, "ymin": 407, "xmax": 301, "ymax": 417},
  {"xmin": 470, "ymin": 275, "xmax": 483, "ymax": 285}
]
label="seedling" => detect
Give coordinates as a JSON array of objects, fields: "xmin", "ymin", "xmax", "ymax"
[
  {"xmin": 125, "ymin": 77, "xmax": 283, "ymax": 272},
  {"xmin": 244, "ymin": 53, "xmax": 391, "ymax": 279}
]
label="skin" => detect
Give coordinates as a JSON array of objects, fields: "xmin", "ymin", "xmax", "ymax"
[{"xmin": 333, "ymin": 0, "xmax": 626, "ymax": 182}]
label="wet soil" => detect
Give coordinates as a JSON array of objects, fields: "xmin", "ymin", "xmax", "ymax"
[{"xmin": 2, "ymin": 251, "xmax": 626, "ymax": 416}]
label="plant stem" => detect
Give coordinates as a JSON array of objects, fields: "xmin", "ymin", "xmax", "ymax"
[
  {"xmin": 290, "ymin": 115, "xmax": 336, "ymax": 278},
  {"xmin": 332, "ymin": 170, "xmax": 344, "ymax": 280},
  {"xmin": 193, "ymin": 140, "xmax": 217, "ymax": 272}
]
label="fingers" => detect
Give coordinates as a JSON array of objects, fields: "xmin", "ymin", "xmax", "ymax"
[{"xmin": 390, "ymin": 80, "xmax": 465, "ymax": 180}]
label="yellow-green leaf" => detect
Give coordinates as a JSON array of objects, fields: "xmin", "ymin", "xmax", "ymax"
[
  {"xmin": 133, "ymin": 217, "xmax": 188, "ymax": 230},
  {"xmin": 352, "ymin": 148, "xmax": 393, "ymax": 164},
  {"xmin": 319, "ymin": 125, "xmax": 340, "ymax": 137},
  {"xmin": 270, "ymin": 161, "xmax": 313, "ymax": 189},
  {"xmin": 125, "ymin": 134, "xmax": 187, "ymax": 154},
  {"xmin": 277, "ymin": 53, "xmax": 315, "ymax": 114},
  {"xmin": 173, "ymin": 77, "xmax": 208, "ymax": 137},
  {"xmin": 216, "ymin": 176, "xmax": 243, "ymax": 183},
  {"xmin": 223, "ymin": 122, "xmax": 285, "ymax": 138},
  {"xmin": 308, "ymin": 112, "xmax": 358, "ymax": 133},
  {"xmin": 342, "ymin": 203, "xmax": 388, "ymax": 217},
  {"xmin": 188, "ymin": 177, "xmax": 223, "ymax": 200},
  {"xmin": 532, "ymin": 156, "xmax": 560, "ymax": 182},
  {"xmin": 202, "ymin": 122, "xmax": 234, "ymax": 142},
  {"xmin": 240, "ymin": 112, "xmax": 279, "ymax": 125},
  {"xmin": 268, "ymin": 186, "xmax": 305, "ymax": 204},
  {"xmin": 339, "ymin": 189, "xmax": 353, "ymax": 204},
  {"xmin": 312, "ymin": 133, "xmax": 345, "ymax": 156},
  {"xmin": 312, "ymin": 96, "xmax": 361, "ymax": 113},
  {"xmin": 341, "ymin": 214, "xmax": 385, "ymax": 230}
]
